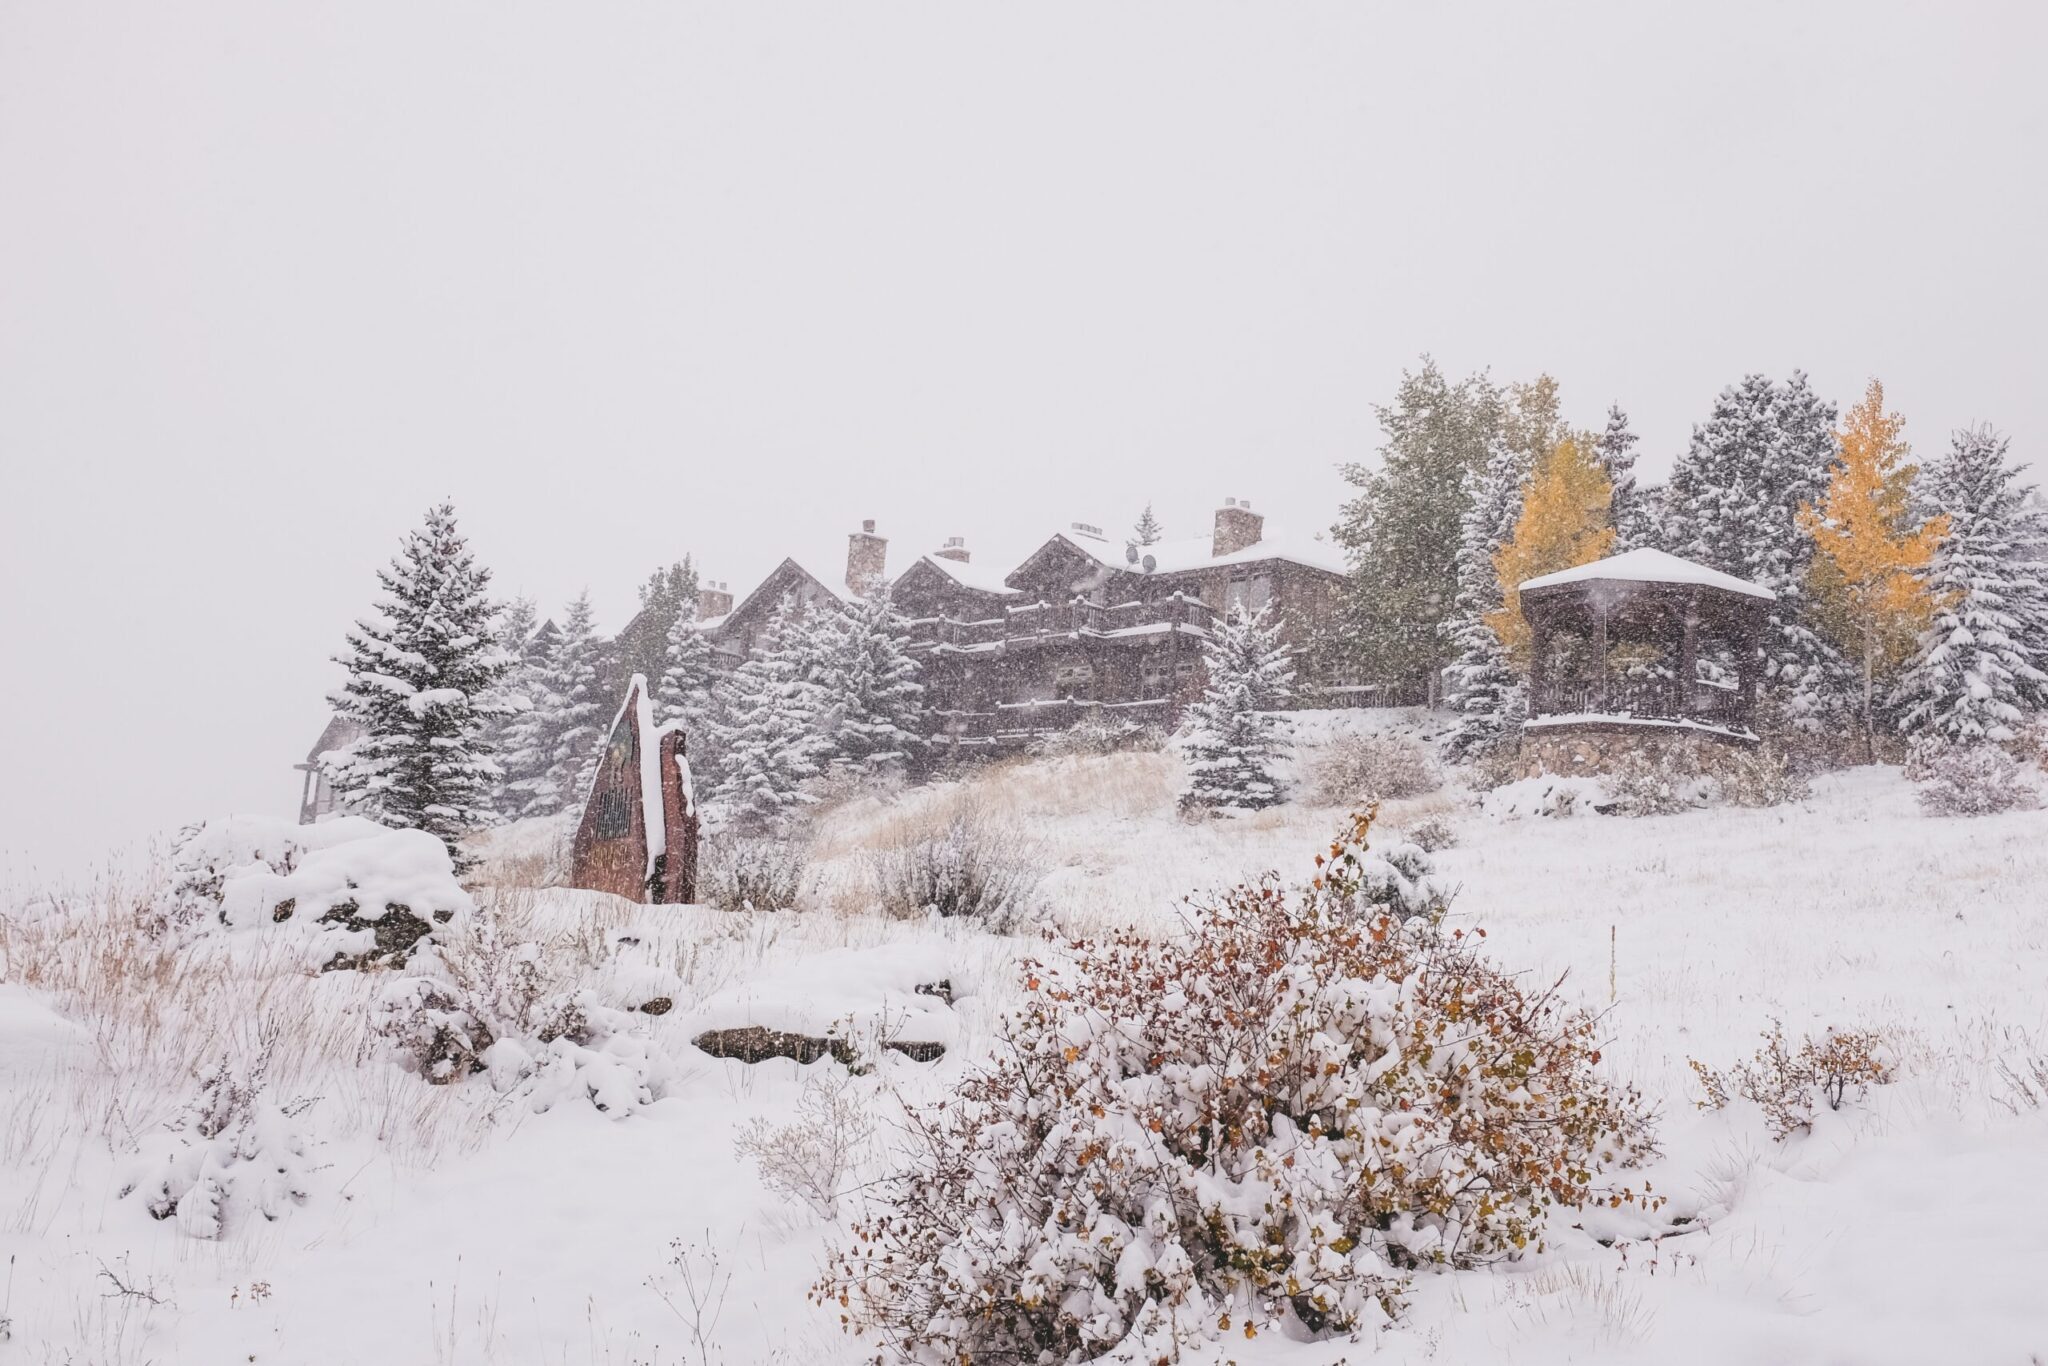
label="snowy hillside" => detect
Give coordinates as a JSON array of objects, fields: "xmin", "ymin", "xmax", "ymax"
[{"xmin": 3, "ymin": 713, "xmax": 2047, "ymax": 1364}]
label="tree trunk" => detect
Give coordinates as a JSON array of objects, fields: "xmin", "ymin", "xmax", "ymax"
[{"xmin": 1862, "ymin": 621, "xmax": 1876, "ymax": 764}]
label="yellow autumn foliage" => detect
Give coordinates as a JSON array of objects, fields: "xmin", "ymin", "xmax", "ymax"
[
  {"xmin": 1486, "ymin": 435, "xmax": 1615, "ymax": 662},
  {"xmin": 1796, "ymin": 379, "xmax": 1946, "ymax": 741}
]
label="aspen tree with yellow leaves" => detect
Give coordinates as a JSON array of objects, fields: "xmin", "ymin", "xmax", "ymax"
[
  {"xmin": 1797, "ymin": 379, "xmax": 1947, "ymax": 758},
  {"xmin": 1486, "ymin": 435, "xmax": 1616, "ymax": 662}
]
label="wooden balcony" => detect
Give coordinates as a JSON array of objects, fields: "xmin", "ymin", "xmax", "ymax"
[{"xmin": 908, "ymin": 593, "xmax": 1217, "ymax": 653}]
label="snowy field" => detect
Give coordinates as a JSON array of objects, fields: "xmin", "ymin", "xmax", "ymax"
[{"xmin": 3, "ymin": 712, "xmax": 2047, "ymax": 1364}]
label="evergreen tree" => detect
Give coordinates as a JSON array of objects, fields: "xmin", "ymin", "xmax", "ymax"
[
  {"xmin": 1178, "ymin": 606, "xmax": 1297, "ymax": 811},
  {"xmin": 1797, "ymin": 380, "xmax": 1947, "ymax": 754},
  {"xmin": 323, "ymin": 501, "xmax": 512, "ymax": 869},
  {"xmin": 656, "ymin": 597, "xmax": 717, "ymax": 738},
  {"xmin": 1334, "ymin": 359, "xmax": 1503, "ymax": 702},
  {"xmin": 482, "ymin": 595, "xmax": 540, "ymax": 816},
  {"xmin": 706, "ymin": 597, "xmax": 834, "ymax": 832},
  {"xmin": 821, "ymin": 584, "xmax": 927, "ymax": 777},
  {"xmin": 1595, "ymin": 404, "xmax": 1652, "ymax": 550},
  {"xmin": 1443, "ymin": 436, "xmax": 1531, "ymax": 761},
  {"xmin": 499, "ymin": 591, "xmax": 605, "ymax": 817},
  {"xmin": 1486, "ymin": 435, "xmax": 1616, "ymax": 662},
  {"xmin": 1133, "ymin": 504, "xmax": 1164, "ymax": 547},
  {"xmin": 607, "ymin": 558, "xmax": 699, "ymax": 700},
  {"xmin": 1894, "ymin": 426, "xmax": 2048, "ymax": 742},
  {"xmin": 1666, "ymin": 371, "xmax": 1851, "ymax": 727}
]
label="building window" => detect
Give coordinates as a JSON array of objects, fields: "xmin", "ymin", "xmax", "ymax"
[
  {"xmin": 1140, "ymin": 656, "xmax": 1172, "ymax": 697},
  {"xmin": 1226, "ymin": 574, "xmax": 1273, "ymax": 616},
  {"xmin": 1054, "ymin": 661, "xmax": 1094, "ymax": 699}
]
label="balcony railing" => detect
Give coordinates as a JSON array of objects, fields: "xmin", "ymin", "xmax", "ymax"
[
  {"xmin": 1532, "ymin": 674, "xmax": 1749, "ymax": 728},
  {"xmin": 908, "ymin": 593, "xmax": 1217, "ymax": 652}
]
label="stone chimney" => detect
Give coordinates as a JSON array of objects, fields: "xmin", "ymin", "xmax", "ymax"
[
  {"xmin": 847, "ymin": 519, "xmax": 888, "ymax": 595},
  {"xmin": 1212, "ymin": 497, "xmax": 1265, "ymax": 557},
  {"xmin": 934, "ymin": 536, "xmax": 970, "ymax": 564},
  {"xmin": 697, "ymin": 580, "xmax": 733, "ymax": 619}
]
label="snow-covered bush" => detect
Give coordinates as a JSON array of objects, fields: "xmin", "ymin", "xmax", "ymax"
[
  {"xmin": 1603, "ymin": 750, "xmax": 1712, "ymax": 817},
  {"xmin": 734, "ymin": 1068, "xmax": 873, "ymax": 1219},
  {"xmin": 698, "ymin": 831, "xmax": 814, "ymax": 912},
  {"xmin": 1480, "ymin": 774, "xmax": 1606, "ymax": 819},
  {"xmin": 1690, "ymin": 1022, "xmax": 1896, "ymax": 1140},
  {"xmin": 1405, "ymin": 815, "xmax": 1457, "ymax": 852},
  {"xmin": 1711, "ymin": 745, "xmax": 1809, "ymax": 808},
  {"xmin": 1911, "ymin": 742, "xmax": 2042, "ymax": 817},
  {"xmin": 1309, "ymin": 730, "xmax": 1442, "ymax": 805},
  {"xmin": 120, "ymin": 1032, "xmax": 316, "ymax": 1240},
  {"xmin": 153, "ymin": 815, "xmax": 470, "ymax": 968},
  {"xmin": 816, "ymin": 811, "xmax": 1661, "ymax": 1360},
  {"xmin": 1027, "ymin": 712, "xmax": 1166, "ymax": 759},
  {"xmin": 868, "ymin": 802, "xmax": 1043, "ymax": 927},
  {"xmin": 372, "ymin": 912, "xmax": 664, "ymax": 1116}
]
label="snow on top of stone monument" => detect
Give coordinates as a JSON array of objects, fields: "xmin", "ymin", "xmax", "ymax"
[{"xmin": 1519, "ymin": 547, "xmax": 1774, "ymax": 600}]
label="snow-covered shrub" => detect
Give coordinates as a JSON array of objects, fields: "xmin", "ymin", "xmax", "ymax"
[
  {"xmin": 372, "ymin": 912, "xmax": 664, "ymax": 1115},
  {"xmin": 816, "ymin": 811, "xmax": 1660, "ymax": 1360},
  {"xmin": 1480, "ymin": 774, "xmax": 1605, "ymax": 819},
  {"xmin": 1309, "ymin": 730, "xmax": 1442, "ymax": 805},
  {"xmin": 698, "ymin": 831, "xmax": 814, "ymax": 912},
  {"xmin": 120, "ymin": 1032, "xmax": 316, "ymax": 1240},
  {"xmin": 1603, "ymin": 750, "xmax": 1712, "ymax": 818},
  {"xmin": 153, "ymin": 815, "xmax": 470, "ymax": 968},
  {"xmin": 1027, "ymin": 712, "xmax": 1166, "ymax": 759},
  {"xmin": 734, "ymin": 1068, "xmax": 873, "ymax": 1219},
  {"xmin": 1405, "ymin": 815, "xmax": 1457, "ymax": 852},
  {"xmin": 1690, "ymin": 1022, "xmax": 1896, "ymax": 1140},
  {"xmin": 1710, "ymin": 745, "xmax": 1809, "ymax": 808},
  {"xmin": 868, "ymin": 802, "xmax": 1044, "ymax": 927},
  {"xmin": 1912, "ymin": 742, "xmax": 2042, "ymax": 817}
]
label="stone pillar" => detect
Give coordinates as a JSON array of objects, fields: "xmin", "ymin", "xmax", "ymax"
[
  {"xmin": 1679, "ymin": 590, "xmax": 1699, "ymax": 719},
  {"xmin": 1593, "ymin": 601, "xmax": 1609, "ymax": 711}
]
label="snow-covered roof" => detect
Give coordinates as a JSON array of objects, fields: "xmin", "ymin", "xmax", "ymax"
[
  {"xmin": 1518, "ymin": 548, "xmax": 1775, "ymax": 600},
  {"xmin": 916, "ymin": 553, "xmax": 1023, "ymax": 596},
  {"xmin": 1019, "ymin": 527, "xmax": 1348, "ymax": 584}
]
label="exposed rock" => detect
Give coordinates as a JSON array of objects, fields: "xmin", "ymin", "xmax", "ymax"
[
  {"xmin": 319, "ymin": 899, "xmax": 437, "ymax": 971},
  {"xmin": 692, "ymin": 1026, "xmax": 944, "ymax": 1066},
  {"xmin": 639, "ymin": 997, "xmax": 674, "ymax": 1016}
]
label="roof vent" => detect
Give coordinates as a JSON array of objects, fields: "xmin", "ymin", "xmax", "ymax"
[{"xmin": 1070, "ymin": 521, "xmax": 1105, "ymax": 540}]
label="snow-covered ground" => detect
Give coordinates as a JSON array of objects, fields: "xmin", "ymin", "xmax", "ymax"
[{"xmin": 4, "ymin": 712, "xmax": 2047, "ymax": 1364}]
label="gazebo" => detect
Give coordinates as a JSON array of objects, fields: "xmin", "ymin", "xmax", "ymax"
[{"xmin": 1518, "ymin": 548, "xmax": 1774, "ymax": 742}]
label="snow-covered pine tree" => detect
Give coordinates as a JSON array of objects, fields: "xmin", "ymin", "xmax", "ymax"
[
  {"xmin": 549, "ymin": 592, "xmax": 609, "ymax": 804},
  {"xmin": 1666, "ymin": 372, "xmax": 1852, "ymax": 728},
  {"xmin": 323, "ymin": 501, "xmax": 512, "ymax": 869},
  {"xmin": 1893, "ymin": 426, "xmax": 2048, "ymax": 742},
  {"xmin": 1133, "ymin": 504, "xmax": 1164, "ymax": 547},
  {"xmin": 822, "ymin": 584, "xmax": 927, "ymax": 778},
  {"xmin": 481, "ymin": 595, "xmax": 540, "ymax": 816},
  {"xmin": 1595, "ymin": 404, "xmax": 1652, "ymax": 551},
  {"xmin": 1178, "ymin": 605, "xmax": 1297, "ymax": 811},
  {"xmin": 706, "ymin": 597, "xmax": 834, "ymax": 832},
  {"xmin": 656, "ymin": 597, "xmax": 716, "ymax": 731},
  {"xmin": 1442, "ymin": 436, "xmax": 1530, "ymax": 761},
  {"xmin": 495, "ymin": 618, "xmax": 563, "ymax": 817}
]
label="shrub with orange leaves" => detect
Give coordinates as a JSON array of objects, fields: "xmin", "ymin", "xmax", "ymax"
[{"xmin": 813, "ymin": 810, "xmax": 1661, "ymax": 1362}]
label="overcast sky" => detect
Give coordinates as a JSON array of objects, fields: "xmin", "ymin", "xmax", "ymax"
[{"xmin": 3, "ymin": 1, "xmax": 2043, "ymax": 880}]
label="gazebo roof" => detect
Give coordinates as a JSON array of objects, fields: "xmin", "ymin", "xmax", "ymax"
[{"xmin": 1519, "ymin": 548, "xmax": 1774, "ymax": 601}]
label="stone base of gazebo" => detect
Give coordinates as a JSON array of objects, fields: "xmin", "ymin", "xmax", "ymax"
[{"xmin": 1513, "ymin": 717, "xmax": 1758, "ymax": 781}]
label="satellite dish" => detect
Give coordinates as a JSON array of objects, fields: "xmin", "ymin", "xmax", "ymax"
[
  {"xmin": 1125, "ymin": 541, "xmax": 1140, "ymax": 564},
  {"xmin": 1141, "ymin": 553, "xmax": 1157, "ymax": 574}
]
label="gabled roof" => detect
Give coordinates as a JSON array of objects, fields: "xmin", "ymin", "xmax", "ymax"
[
  {"xmin": 719, "ymin": 557, "xmax": 850, "ymax": 629},
  {"xmin": 911, "ymin": 552, "xmax": 1023, "ymax": 597},
  {"xmin": 1519, "ymin": 548, "xmax": 1775, "ymax": 601},
  {"xmin": 1005, "ymin": 526, "xmax": 1347, "ymax": 589}
]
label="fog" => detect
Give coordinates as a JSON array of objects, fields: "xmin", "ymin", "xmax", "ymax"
[{"xmin": 3, "ymin": 1, "xmax": 2042, "ymax": 878}]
